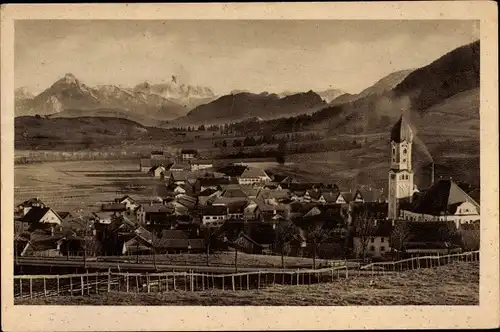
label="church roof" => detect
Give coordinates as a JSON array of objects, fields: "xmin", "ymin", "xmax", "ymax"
[
  {"xmin": 391, "ymin": 115, "xmax": 413, "ymax": 143},
  {"xmin": 409, "ymin": 179, "xmax": 480, "ymax": 215}
]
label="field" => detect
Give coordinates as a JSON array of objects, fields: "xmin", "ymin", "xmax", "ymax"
[
  {"xmin": 14, "ymin": 159, "xmax": 160, "ymax": 214},
  {"xmin": 15, "ymin": 261, "xmax": 479, "ymax": 305}
]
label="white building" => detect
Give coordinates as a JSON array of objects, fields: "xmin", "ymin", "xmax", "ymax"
[
  {"xmin": 238, "ymin": 167, "xmax": 272, "ymax": 185},
  {"xmin": 400, "ymin": 179, "xmax": 480, "ymax": 228}
]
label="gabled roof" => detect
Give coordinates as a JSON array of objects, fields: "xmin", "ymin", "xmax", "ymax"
[
  {"xmin": 240, "ymin": 167, "xmax": 269, "ymax": 178},
  {"xmin": 22, "ymin": 207, "xmax": 58, "ymax": 224},
  {"xmin": 339, "ymin": 191, "xmax": 353, "ymax": 203},
  {"xmin": 101, "ymin": 203, "xmax": 127, "ymax": 212},
  {"xmin": 212, "ymin": 196, "xmax": 248, "ymax": 206},
  {"xmin": 409, "ymin": 179, "xmax": 480, "ymax": 215},
  {"xmin": 170, "ymin": 161, "xmax": 191, "ymax": 171},
  {"xmin": 257, "ymin": 189, "xmax": 291, "ymax": 200},
  {"xmin": 221, "ymin": 186, "xmax": 248, "ymax": 198},
  {"xmin": 161, "ymin": 229, "xmax": 188, "ymax": 239},
  {"xmin": 17, "ymin": 197, "xmax": 46, "ymax": 208},
  {"xmin": 142, "ymin": 204, "xmax": 175, "ymax": 214},
  {"xmin": 170, "ymin": 171, "xmax": 194, "ymax": 181},
  {"xmin": 191, "ymin": 159, "xmax": 213, "ymax": 165},
  {"xmin": 306, "ymin": 189, "xmax": 322, "ymax": 200},
  {"xmin": 115, "ymin": 195, "xmax": 136, "ymax": 203},
  {"xmin": 240, "ymin": 186, "xmax": 261, "ymax": 198},
  {"xmin": 203, "ymin": 205, "xmax": 227, "ymax": 216},
  {"xmin": 198, "ymin": 188, "xmax": 218, "ymax": 197},
  {"xmin": 57, "ymin": 212, "xmax": 72, "ymax": 219}
]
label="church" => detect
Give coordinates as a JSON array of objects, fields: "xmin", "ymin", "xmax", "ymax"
[{"xmin": 387, "ymin": 116, "xmax": 480, "ymax": 228}]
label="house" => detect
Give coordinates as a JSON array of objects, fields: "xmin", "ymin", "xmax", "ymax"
[
  {"xmin": 238, "ymin": 167, "xmax": 272, "ymax": 185},
  {"xmin": 190, "ymin": 159, "xmax": 213, "ymax": 171},
  {"xmin": 257, "ymin": 189, "xmax": 291, "ymax": 205},
  {"xmin": 22, "ymin": 207, "xmax": 64, "ymax": 231},
  {"xmin": 175, "ymin": 195, "xmax": 198, "ymax": 210},
  {"xmin": 170, "ymin": 161, "xmax": 191, "ymax": 172},
  {"xmin": 199, "ymin": 177, "xmax": 238, "ymax": 191},
  {"xmin": 168, "ymin": 171, "xmax": 194, "ymax": 185},
  {"xmin": 243, "ymin": 200, "xmax": 261, "ymax": 221},
  {"xmin": 15, "ymin": 197, "xmax": 47, "ymax": 218},
  {"xmin": 149, "ymin": 165, "xmax": 167, "ymax": 179},
  {"xmin": 57, "ymin": 212, "xmax": 74, "ymax": 223},
  {"xmin": 101, "ymin": 202, "xmax": 127, "ymax": 213},
  {"xmin": 18, "ymin": 229, "xmax": 85, "ymax": 257},
  {"xmin": 198, "ymin": 188, "xmax": 221, "ymax": 206},
  {"xmin": 219, "ymin": 185, "xmax": 249, "ymax": 199},
  {"xmin": 92, "ymin": 212, "xmax": 116, "ymax": 225},
  {"xmin": 231, "ymin": 232, "xmax": 264, "ymax": 254},
  {"xmin": 140, "ymin": 158, "xmax": 152, "ymax": 172},
  {"xmin": 181, "ymin": 149, "xmax": 198, "ymax": 160},
  {"xmin": 114, "ymin": 195, "xmax": 141, "ymax": 213},
  {"xmin": 353, "ymin": 220, "xmax": 392, "ymax": 259},
  {"xmin": 136, "ymin": 204, "xmax": 175, "ymax": 225},
  {"xmin": 400, "ymin": 179, "xmax": 480, "ymax": 228},
  {"xmin": 150, "ymin": 151, "xmax": 165, "ymax": 160},
  {"xmin": 202, "ymin": 205, "xmax": 227, "ymax": 227},
  {"xmin": 353, "ymin": 188, "xmax": 386, "ymax": 203},
  {"xmin": 227, "ymin": 200, "xmax": 249, "ymax": 220}
]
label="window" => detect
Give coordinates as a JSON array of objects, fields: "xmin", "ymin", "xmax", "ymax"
[
  {"xmin": 370, "ymin": 246, "xmax": 375, "ymax": 251},
  {"xmin": 392, "ymin": 158, "xmax": 396, "ymax": 163},
  {"xmin": 391, "ymin": 174, "xmax": 396, "ymax": 180},
  {"xmin": 392, "ymin": 148, "xmax": 396, "ymax": 155},
  {"xmin": 370, "ymin": 237, "xmax": 375, "ymax": 243},
  {"xmin": 381, "ymin": 237, "xmax": 385, "ymax": 243},
  {"xmin": 380, "ymin": 246, "xmax": 385, "ymax": 251},
  {"xmin": 402, "ymin": 159, "xmax": 407, "ymax": 163},
  {"xmin": 403, "ymin": 148, "xmax": 407, "ymax": 154}
]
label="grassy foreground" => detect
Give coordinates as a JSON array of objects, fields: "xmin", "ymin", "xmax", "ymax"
[{"xmin": 16, "ymin": 262, "xmax": 478, "ymax": 306}]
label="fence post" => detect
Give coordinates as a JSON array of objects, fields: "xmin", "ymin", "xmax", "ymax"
[
  {"xmin": 331, "ymin": 268, "xmax": 334, "ymax": 282},
  {"xmin": 173, "ymin": 271, "xmax": 176, "ymax": 291},
  {"xmin": 184, "ymin": 273, "xmax": 187, "ymax": 292},
  {"xmin": 232, "ymin": 275, "xmax": 236, "ymax": 291},
  {"xmin": 371, "ymin": 265, "xmax": 374, "ymax": 276},
  {"xmin": 212, "ymin": 274, "xmax": 215, "ymax": 290},
  {"xmin": 345, "ymin": 265, "xmax": 348, "ymax": 279},
  {"xmin": 202, "ymin": 273, "xmax": 205, "ymax": 291},
  {"xmin": 247, "ymin": 273, "xmax": 250, "ymax": 290},
  {"xmin": 191, "ymin": 271, "xmax": 195, "ymax": 292},
  {"xmin": 165, "ymin": 275, "xmax": 169, "ymax": 292},
  {"xmin": 96, "ymin": 273, "xmax": 99, "ymax": 294},
  {"xmin": 70, "ymin": 276, "xmax": 73, "ymax": 295},
  {"xmin": 126, "ymin": 272, "xmax": 129, "ymax": 293},
  {"xmin": 136, "ymin": 275, "xmax": 139, "ymax": 293},
  {"xmin": 258, "ymin": 272, "xmax": 261, "ymax": 289},
  {"xmin": 222, "ymin": 276, "xmax": 225, "ymax": 291},
  {"xmin": 81, "ymin": 275, "xmax": 84, "ymax": 296},
  {"xmin": 147, "ymin": 273, "xmax": 151, "ymax": 293},
  {"xmin": 20, "ymin": 279, "xmax": 23, "ymax": 298},
  {"xmin": 86, "ymin": 271, "xmax": 90, "ymax": 295},
  {"xmin": 107, "ymin": 269, "xmax": 111, "ymax": 293},
  {"xmin": 30, "ymin": 278, "xmax": 33, "ymax": 298}
]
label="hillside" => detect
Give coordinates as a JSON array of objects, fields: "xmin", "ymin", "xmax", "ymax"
[
  {"xmin": 170, "ymin": 91, "xmax": 327, "ymax": 126},
  {"xmin": 14, "ymin": 74, "xmax": 215, "ymax": 123},
  {"xmin": 15, "ymin": 116, "xmax": 170, "ymax": 150},
  {"xmin": 394, "ymin": 41, "xmax": 480, "ymax": 112}
]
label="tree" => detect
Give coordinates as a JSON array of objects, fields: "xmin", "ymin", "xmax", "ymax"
[
  {"xmin": 460, "ymin": 224, "xmax": 480, "ymax": 251},
  {"xmin": 353, "ymin": 209, "xmax": 377, "ymax": 261},
  {"xmin": 390, "ymin": 222, "xmax": 411, "ymax": 260},
  {"xmin": 306, "ymin": 224, "xmax": 335, "ymax": 269},
  {"xmin": 233, "ymin": 140, "xmax": 242, "ymax": 147},
  {"xmin": 276, "ymin": 141, "xmax": 287, "ymax": 164},
  {"xmin": 274, "ymin": 222, "xmax": 297, "ymax": 269},
  {"xmin": 201, "ymin": 224, "xmax": 220, "ymax": 266}
]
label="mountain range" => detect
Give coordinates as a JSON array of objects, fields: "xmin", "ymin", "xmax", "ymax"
[
  {"xmin": 167, "ymin": 90, "xmax": 328, "ymax": 126},
  {"xmin": 14, "ymin": 74, "xmax": 217, "ymax": 124}
]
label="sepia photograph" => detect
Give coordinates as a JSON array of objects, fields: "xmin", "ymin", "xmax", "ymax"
[{"xmin": 1, "ymin": 2, "xmax": 499, "ymax": 331}]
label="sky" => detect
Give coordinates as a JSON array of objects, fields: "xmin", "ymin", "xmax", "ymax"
[{"xmin": 15, "ymin": 20, "xmax": 479, "ymax": 95}]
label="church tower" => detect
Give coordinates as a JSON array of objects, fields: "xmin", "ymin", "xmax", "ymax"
[{"xmin": 388, "ymin": 115, "xmax": 414, "ymax": 219}]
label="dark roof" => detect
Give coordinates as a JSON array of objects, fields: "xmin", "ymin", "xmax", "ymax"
[
  {"xmin": 22, "ymin": 207, "xmax": 53, "ymax": 224},
  {"xmin": 101, "ymin": 203, "xmax": 127, "ymax": 212},
  {"xmin": 142, "ymin": 204, "xmax": 175, "ymax": 214},
  {"xmin": 221, "ymin": 186, "xmax": 248, "ymax": 198},
  {"xmin": 17, "ymin": 197, "xmax": 46, "ymax": 208},
  {"xmin": 181, "ymin": 149, "xmax": 198, "ymax": 154},
  {"xmin": 198, "ymin": 188, "xmax": 218, "ymax": 197},
  {"xmin": 227, "ymin": 200, "xmax": 249, "ymax": 214},
  {"xmin": 215, "ymin": 165, "xmax": 248, "ymax": 177},
  {"xmin": 306, "ymin": 189, "xmax": 322, "ymax": 200},
  {"xmin": 390, "ymin": 115, "xmax": 413, "ymax": 143},
  {"xmin": 151, "ymin": 150, "xmax": 164, "ymax": 155},
  {"xmin": 409, "ymin": 179, "xmax": 480, "ymax": 215},
  {"xmin": 57, "ymin": 212, "xmax": 72, "ymax": 219},
  {"xmin": 199, "ymin": 177, "xmax": 238, "ymax": 187},
  {"xmin": 203, "ymin": 205, "xmax": 227, "ymax": 216},
  {"xmin": 161, "ymin": 229, "xmax": 188, "ymax": 239}
]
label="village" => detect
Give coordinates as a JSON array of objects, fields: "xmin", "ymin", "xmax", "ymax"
[{"xmin": 13, "ymin": 117, "xmax": 481, "ymax": 269}]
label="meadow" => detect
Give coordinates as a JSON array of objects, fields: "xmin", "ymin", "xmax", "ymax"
[
  {"xmin": 15, "ymin": 261, "xmax": 479, "ymax": 305},
  {"xmin": 14, "ymin": 159, "xmax": 160, "ymax": 214}
]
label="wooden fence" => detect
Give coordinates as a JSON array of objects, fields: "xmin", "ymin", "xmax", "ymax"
[
  {"xmin": 359, "ymin": 250, "xmax": 480, "ymax": 275},
  {"xmin": 14, "ymin": 264, "xmax": 349, "ymax": 299},
  {"xmin": 13, "ymin": 251, "xmax": 480, "ymax": 299}
]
